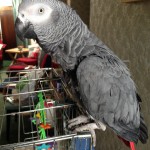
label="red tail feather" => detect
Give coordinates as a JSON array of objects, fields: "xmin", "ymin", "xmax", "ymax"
[{"xmin": 130, "ymin": 142, "xmax": 136, "ymax": 150}]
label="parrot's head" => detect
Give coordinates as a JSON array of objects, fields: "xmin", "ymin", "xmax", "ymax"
[{"xmin": 15, "ymin": 0, "xmax": 77, "ymax": 52}]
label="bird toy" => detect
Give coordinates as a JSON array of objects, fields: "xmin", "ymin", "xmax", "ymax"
[{"xmin": 31, "ymin": 92, "xmax": 54, "ymax": 150}]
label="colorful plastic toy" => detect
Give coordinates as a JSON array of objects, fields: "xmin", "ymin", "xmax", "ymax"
[{"xmin": 32, "ymin": 92, "xmax": 53, "ymax": 150}]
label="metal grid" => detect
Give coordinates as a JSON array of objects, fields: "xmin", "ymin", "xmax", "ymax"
[{"xmin": 0, "ymin": 68, "xmax": 93, "ymax": 150}]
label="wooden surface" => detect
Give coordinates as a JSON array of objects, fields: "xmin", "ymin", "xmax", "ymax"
[
  {"xmin": 5, "ymin": 48, "xmax": 29, "ymax": 54},
  {"xmin": 0, "ymin": 6, "xmax": 17, "ymax": 59}
]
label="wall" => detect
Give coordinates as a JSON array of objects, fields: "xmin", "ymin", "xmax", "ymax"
[
  {"xmin": 70, "ymin": 0, "xmax": 90, "ymax": 26},
  {"xmin": 62, "ymin": 0, "xmax": 90, "ymax": 26},
  {"xmin": 90, "ymin": 0, "xmax": 150, "ymax": 150}
]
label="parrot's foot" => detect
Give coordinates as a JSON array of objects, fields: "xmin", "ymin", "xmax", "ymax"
[
  {"xmin": 68, "ymin": 115, "xmax": 90, "ymax": 129},
  {"xmin": 73, "ymin": 123, "xmax": 99, "ymax": 147},
  {"xmin": 68, "ymin": 115, "xmax": 106, "ymax": 146}
]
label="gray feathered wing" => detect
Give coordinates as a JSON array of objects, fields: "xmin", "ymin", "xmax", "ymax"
[{"xmin": 76, "ymin": 54, "xmax": 147, "ymax": 143}]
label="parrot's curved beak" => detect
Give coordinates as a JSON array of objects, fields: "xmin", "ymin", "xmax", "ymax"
[
  {"xmin": 15, "ymin": 17, "xmax": 37, "ymax": 41},
  {"xmin": 15, "ymin": 17, "xmax": 25, "ymax": 41}
]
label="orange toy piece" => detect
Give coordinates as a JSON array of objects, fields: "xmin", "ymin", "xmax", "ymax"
[{"xmin": 40, "ymin": 123, "xmax": 51, "ymax": 130}]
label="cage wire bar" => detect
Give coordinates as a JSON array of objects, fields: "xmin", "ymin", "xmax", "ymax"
[{"xmin": 0, "ymin": 68, "xmax": 94, "ymax": 150}]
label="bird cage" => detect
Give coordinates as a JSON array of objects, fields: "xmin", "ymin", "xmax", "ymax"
[{"xmin": 0, "ymin": 68, "xmax": 94, "ymax": 150}]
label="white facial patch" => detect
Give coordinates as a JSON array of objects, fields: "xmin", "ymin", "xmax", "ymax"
[{"xmin": 27, "ymin": 4, "xmax": 53, "ymax": 24}]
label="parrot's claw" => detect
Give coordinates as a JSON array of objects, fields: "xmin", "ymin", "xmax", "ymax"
[
  {"xmin": 68, "ymin": 115, "xmax": 90, "ymax": 129},
  {"xmin": 68, "ymin": 116, "xmax": 107, "ymax": 147},
  {"xmin": 73, "ymin": 123, "xmax": 99, "ymax": 147}
]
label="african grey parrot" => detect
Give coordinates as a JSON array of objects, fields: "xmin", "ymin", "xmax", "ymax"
[{"xmin": 15, "ymin": 0, "xmax": 148, "ymax": 147}]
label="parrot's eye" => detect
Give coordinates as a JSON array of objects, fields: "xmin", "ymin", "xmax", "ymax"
[
  {"xmin": 21, "ymin": 14, "xmax": 24, "ymax": 18},
  {"xmin": 39, "ymin": 8, "xmax": 44, "ymax": 14}
]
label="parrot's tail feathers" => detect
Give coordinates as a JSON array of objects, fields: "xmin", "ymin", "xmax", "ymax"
[
  {"xmin": 117, "ymin": 115, "xmax": 148, "ymax": 147},
  {"xmin": 136, "ymin": 94, "xmax": 148, "ymax": 143},
  {"xmin": 130, "ymin": 142, "xmax": 136, "ymax": 150},
  {"xmin": 139, "ymin": 115, "xmax": 148, "ymax": 144}
]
